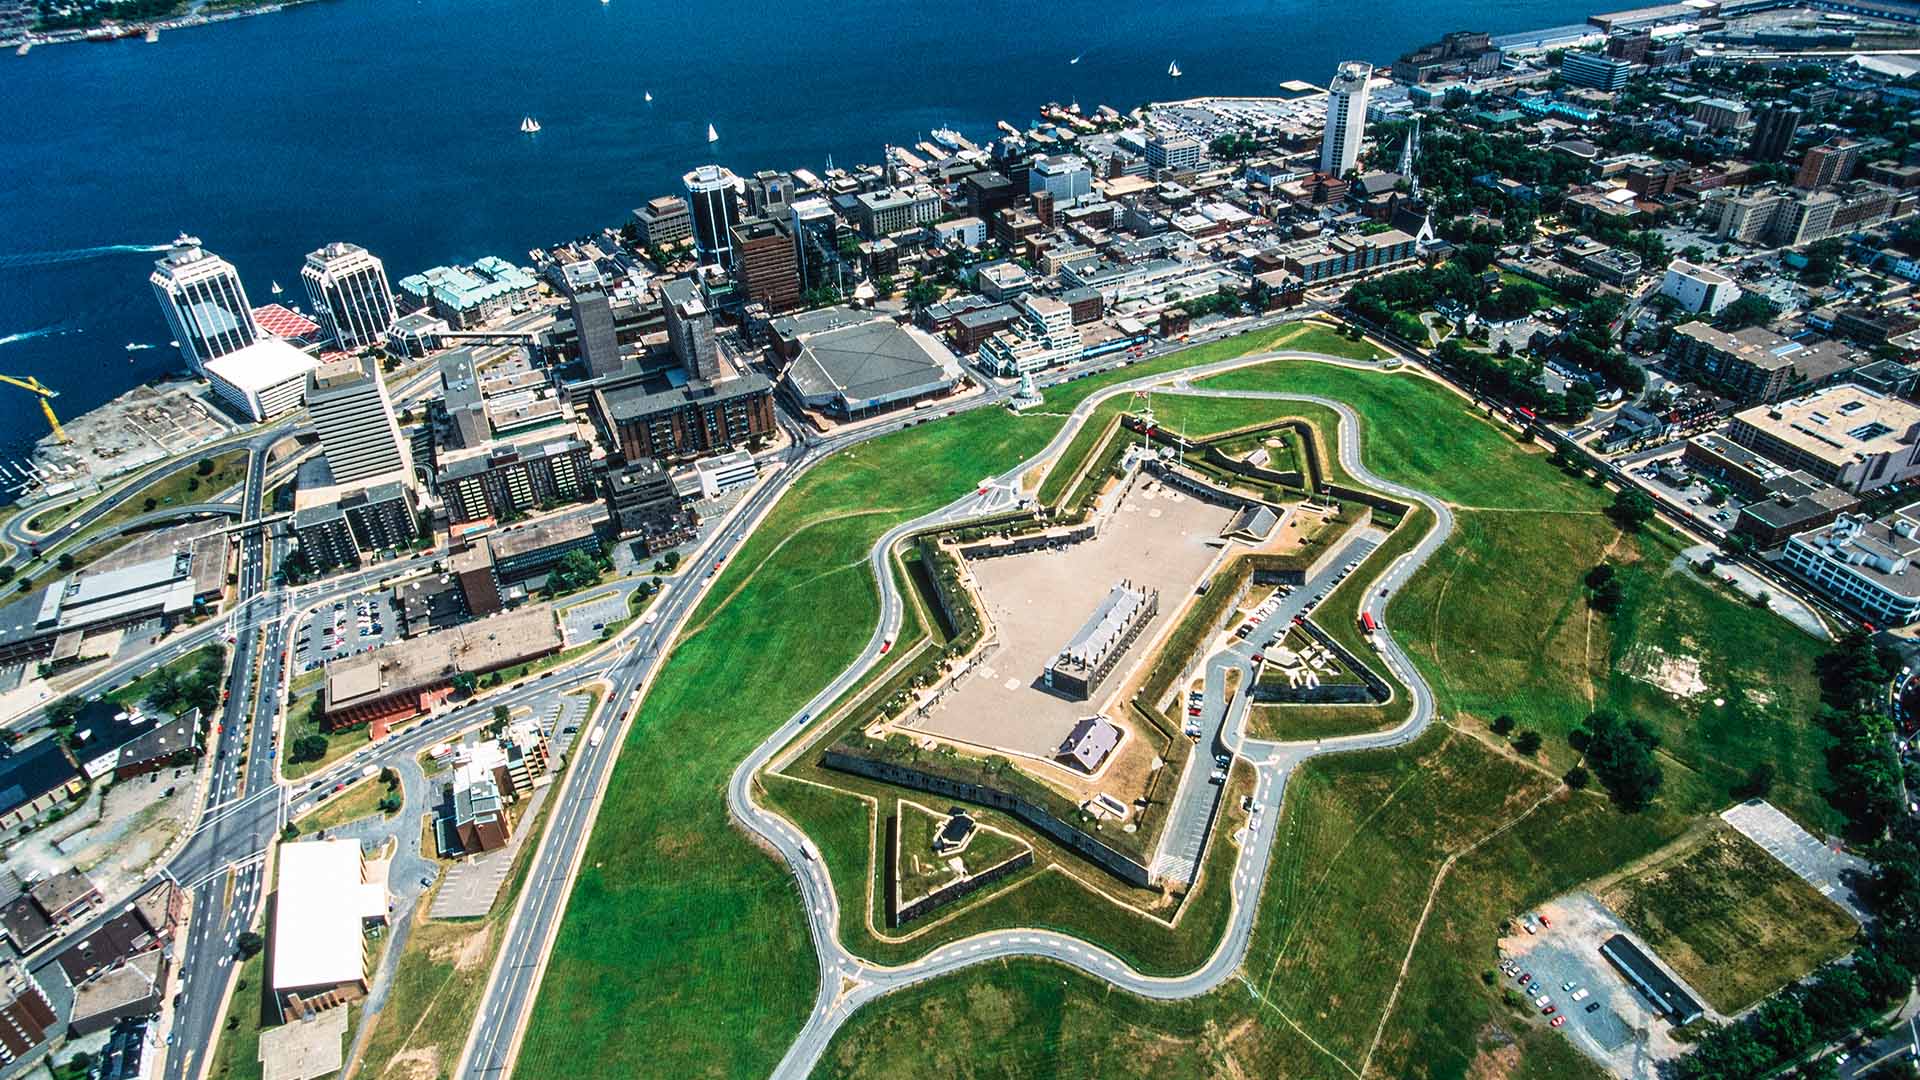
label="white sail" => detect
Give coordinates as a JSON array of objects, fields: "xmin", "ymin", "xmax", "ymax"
[
  {"xmin": 707, "ymin": 123, "xmax": 719, "ymax": 143},
  {"xmin": 270, "ymin": 280, "xmax": 282, "ymax": 295},
  {"xmin": 1168, "ymin": 61, "xmax": 1182, "ymax": 78},
  {"xmin": 644, "ymin": 91, "xmax": 653, "ymax": 103}
]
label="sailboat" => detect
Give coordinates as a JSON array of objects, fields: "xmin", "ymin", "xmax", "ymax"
[
  {"xmin": 269, "ymin": 280, "xmax": 283, "ymax": 296},
  {"xmin": 1069, "ymin": 52, "xmax": 1082, "ymax": 65},
  {"xmin": 644, "ymin": 90, "xmax": 653, "ymax": 103},
  {"xmin": 520, "ymin": 115, "xmax": 542, "ymax": 134},
  {"xmin": 1168, "ymin": 60, "xmax": 1182, "ymax": 78},
  {"xmin": 707, "ymin": 122, "xmax": 719, "ymax": 144}
]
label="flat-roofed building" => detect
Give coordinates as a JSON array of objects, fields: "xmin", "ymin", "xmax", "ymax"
[
  {"xmin": 319, "ymin": 604, "xmax": 562, "ymax": 730},
  {"xmin": 0, "ymin": 543, "xmax": 225, "ymax": 666},
  {"xmin": 592, "ymin": 369, "xmax": 775, "ymax": 463},
  {"xmin": 604, "ymin": 456, "xmax": 682, "ymax": 539},
  {"xmin": 484, "ymin": 509, "xmax": 606, "ymax": 583},
  {"xmin": 270, "ymin": 839, "xmax": 389, "ymax": 1019},
  {"xmin": 437, "ymin": 436, "xmax": 595, "ymax": 526},
  {"xmin": 306, "ymin": 359, "xmax": 412, "ymax": 486},
  {"xmin": 729, "ymin": 216, "xmax": 801, "ymax": 314},
  {"xmin": 1659, "ymin": 259, "xmax": 1740, "ymax": 316},
  {"xmin": 202, "ymin": 338, "xmax": 319, "ymax": 422},
  {"xmin": 695, "ymin": 449, "xmax": 757, "ymax": 499},
  {"xmin": 1782, "ymin": 504, "xmax": 1920, "ymax": 625},
  {"xmin": 632, "ymin": 195, "xmax": 693, "ymax": 248},
  {"xmin": 1666, "ymin": 322, "xmax": 1874, "ymax": 404},
  {"xmin": 1282, "ymin": 229, "xmax": 1417, "ymax": 285},
  {"xmin": 1728, "ymin": 384, "xmax": 1920, "ymax": 492}
]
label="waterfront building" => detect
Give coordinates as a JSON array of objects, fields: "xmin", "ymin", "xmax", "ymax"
[
  {"xmin": 1319, "ymin": 61, "xmax": 1373, "ymax": 178},
  {"xmin": 306, "ymin": 358, "xmax": 412, "ymax": 485},
  {"xmin": 396, "ymin": 259, "xmax": 539, "ymax": 329},
  {"xmin": 746, "ymin": 170, "xmax": 795, "ymax": 218},
  {"xmin": 683, "ymin": 165, "xmax": 743, "ymax": 266},
  {"xmin": 790, "ymin": 197, "xmax": 840, "ymax": 292},
  {"xmin": 1029, "ymin": 155, "xmax": 1092, "ymax": 203},
  {"xmin": 1144, "ymin": 134, "xmax": 1202, "ymax": 177},
  {"xmin": 631, "ymin": 196, "xmax": 693, "ymax": 248},
  {"xmin": 1559, "ymin": 51, "xmax": 1632, "ymax": 90},
  {"xmin": 149, "ymin": 235, "xmax": 257, "ymax": 377},
  {"xmin": 203, "ymin": 337, "xmax": 318, "ymax": 422},
  {"xmin": 300, "ymin": 242, "xmax": 395, "ymax": 351},
  {"xmin": 559, "ymin": 261, "xmax": 622, "ymax": 378}
]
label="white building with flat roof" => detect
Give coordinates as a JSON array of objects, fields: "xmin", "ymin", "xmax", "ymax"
[
  {"xmin": 1320, "ymin": 61, "xmax": 1373, "ymax": 177},
  {"xmin": 271, "ymin": 838, "xmax": 389, "ymax": 1019},
  {"xmin": 202, "ymin": 337, "xmax": 320, "ymax": 422},
  {"xmin": 1660, "ymin": 259, "xmax": 1741, "ymax": 316},
  {"xmin": 695, "ymin": 449, "xmax": 757, "ymax": 499}
]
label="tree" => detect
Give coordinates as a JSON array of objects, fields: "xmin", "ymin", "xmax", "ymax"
[
  {"xmin": 290, "ymin": 734, "xmax": 329, "ymax": 763},
  {"xmin": 236, "ymin": 931, "xmax": 264, "ymax": 959},
  {"xmin": 1576, "ymin": 710, "xmax": 1664, "ymax": 811},
  {"xmin": 1608, "ymin": 488, "xmax": 1655, "ymax": 533},
  {"xmin": 904, "ymin": 277, "xmax": 941, "ymax": 311},
  {"xmin": 492, "ymin": 705, "xmax": 510, "ymax": 726},
  {"xmin": 45, "ymin": 696, "xmax": 87, "ymax": 728},
  {"xmin": 1563, "ymin": 765, "xmax": 1590, "ymax": 790},
  {"xmin": 1715, "ymin": 293, "xmax": 1780, "ymax": 331},
  {"xmin": 543, "ymin": 550, "xmax": 603, "ymax": 598},
  {"xmin": 1490, "ymin": 714, "xmax": 1516, "ymax": 736},
  {"xmin": 196, "ymin": 458, "xmax": 215, "ymax": 476},
  {"xmin": 56, "ymin": 553, "xmax": 74, "ymax": 572},
  {"xmin": 1735, "ymin": 762, "xmax": 1776, "ymax": 799},
  {"xmin": 1512, "ymin": 730, "xmax": 1543, "ymax": 756}
]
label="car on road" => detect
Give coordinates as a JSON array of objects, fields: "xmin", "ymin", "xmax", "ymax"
[
  {"xmin": 1570, "ymin": 988, "xmax": 1589, "ymax": 1002},
  {"xmin": 1561, "ymin": 981, "xmax": 1576, "ymax": 992},
  {"xmin": 1542, "ymin": 1004, "xmax": 1556, "ymax": 1016}
]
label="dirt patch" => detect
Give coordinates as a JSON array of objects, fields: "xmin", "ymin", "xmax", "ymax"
[
  {"xmin": 1619, "ymin": 645, "xmax": 1708, "ymax": 700},
  {"xmin": 1467, "ymin": 1028, "xmax": 1523, "ymax": 1080},
  {"xmin": 452, "ymin": 927, "xmax": 490, "ymax": 972},
  {"xmin": 381, "ymin": 1047, "xmax": 440, "ymax": 1080}
]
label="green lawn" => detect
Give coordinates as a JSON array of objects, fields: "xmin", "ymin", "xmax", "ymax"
[
  {"xmin": 292, "ymin": 773, "xmax": 394, "ymax": 836},
  {"xmin": 96, "ymin": 449, "xmax": 249, "ymax": 533},
  {"xmin": 895, "ymin": 800, "xmax": 1029, "ymax": 901},
  {"xmin": 811, "ymin": 730, "xmax": 1612, "ymax": 1080},
  {"xmin": 104, "ymin": 643, "xmax": 226, "ymax": 708},
  {"xmin": 207, "ymin": 950, "xmax": 270, "ymax": 1080},
  {"xmin": 1199, "ymin": 361, "xmax": 1598, "ymax": 512},
  {"xmin": 1597, "ymin": 824, "xmax": 1857, "ymax": 1014}
]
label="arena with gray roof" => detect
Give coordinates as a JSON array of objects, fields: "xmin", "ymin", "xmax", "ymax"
[{"xmin": 776, "ymin": 313, "xmax": 961, "ymax": 419}]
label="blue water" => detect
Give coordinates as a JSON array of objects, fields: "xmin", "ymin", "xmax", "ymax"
[{"xmin": 0, "ymin": 0, "xmax": 1592, "ymax": 456}]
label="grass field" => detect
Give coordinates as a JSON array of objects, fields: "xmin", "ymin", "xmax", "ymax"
[
  {"xmin": 292, "ymin": 774, "xmax": 392, "ymax": 836},
  {"xmin": 207, "ymin": 948, "xmax": 274, "ymax": 1080},
  {"xmin": 1199, "ymin": 362, "xmax": 1597, "ymax": 512},
  {"xmin": 895, "ymin": 801, "xmax": 1029, "ymax": 900},
  {"xmin": 812, "ymin": 729, "xmax": 1614, "ymax": 1080},
  {"xmin": 1597, "ymin": 824, "xmax": 1857, "ymax": 1014},
  {"xmin": 105, "ymin": 643, "xmax": 224, "ymax": 707}
]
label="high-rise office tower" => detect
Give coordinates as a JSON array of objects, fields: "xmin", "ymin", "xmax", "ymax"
[
  {"xmin": 306, "ymin": 358, "xmax": 413, "ymax": 485},
  {"xmin": 729, "ymin": 218, "xmax": 801, "ymax": 314},
  {"xmin": 662, "ymin": 277, "xmax": 719, "ymax": 381},
  {"xmin": 560, "ymin": 260, "xmax": 622, "ymax": 378},
  {"xmin": 789, "ymin": 197, "xmax": 839, "ymax": 293},
  {"xmin": 150, "ymin": 235, "xmax": 257, "ymax": 376},
  {"xmin": 300, "ymin": 242, "xmax": 396, "ymax": 351},
  {"xmin": 683, "ymin": 165, "xmax": 743, "ymax": 266},
  {"xmin": 1320, "ymin": 62, "xmax": 1373, "ymax": 178},
  {"xmin": 1749, "ymin": 104, "xmax": 1802, "ymax": 162}
]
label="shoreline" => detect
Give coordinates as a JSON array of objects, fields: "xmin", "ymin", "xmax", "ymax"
[{"xmin": 6, "ymin": 0, "xmax": 321, "ymax": 52}]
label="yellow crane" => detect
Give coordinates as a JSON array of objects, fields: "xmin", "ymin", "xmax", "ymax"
[{"xmin": 0, "ymin": 374, "xmax": 67, "ymax": 444}]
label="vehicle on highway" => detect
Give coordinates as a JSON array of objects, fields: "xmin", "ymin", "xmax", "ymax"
[{"xmin": 588, "ymin": 726, "xmax": 605, "ymax": 748}]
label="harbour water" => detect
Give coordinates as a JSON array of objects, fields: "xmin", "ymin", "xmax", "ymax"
[{"xmin": 0, "ymin": 0, "xmax": 1594, "ymax": 461}]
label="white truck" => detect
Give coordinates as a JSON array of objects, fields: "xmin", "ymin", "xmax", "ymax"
[{"xmin": 588, "ymin": 726, "xmax": 605, "ymax": 749}]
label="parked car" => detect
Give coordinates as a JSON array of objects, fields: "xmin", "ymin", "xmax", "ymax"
[
  {"xmin": 1584, "ymin": 1002, "xmax": 1601, "ymax": 1014},
  {"xmin": 1550, "ymin": 1015, "xmax": 1566, "ymax": 1028},
  {"xmin": 1571, "ymin": 989, "xmax": 1589, "ymax": 1002}
]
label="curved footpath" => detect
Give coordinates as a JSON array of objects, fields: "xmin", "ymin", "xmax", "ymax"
[{"xmin": 724, "ymin": 352, "xmax": 1459, "ymax": 1079}]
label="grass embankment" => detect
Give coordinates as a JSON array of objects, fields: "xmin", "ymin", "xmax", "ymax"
[
  {"xmin": 515, "ymin": 330, "xmax": 1317, "ymax": 1077},
  {"xmin": 812, "ymin": 729, "xmax": 1607, "ymax": 1080},
  {"xmin": 813, "ymin": 357, "xmax": 1837, "ymax": 1078},
  {"xmin": 293, "ymin": 772, "xmax": 395, "ymax": 837},
  {"xmin": 104, "ymin": 643, "xmax": 226, "ymax": 707},
  {"xmin": 895, "ymin": 801, "xmax": 1029, "ymax": 900},
  {"xmin": 96, "ymin": 449, "xmax": 249, "ymax": 533},
  {"xmin": 349, "ymin": 739, "xmax": 572, "ymax": 1080},
  {"xmin": 1598, "ymin": 824, "xmax": 1857, "ymax": 1014},
  {"xmin": 207, "ymin": 949, "xmax": 271, "ymax": 1080}
]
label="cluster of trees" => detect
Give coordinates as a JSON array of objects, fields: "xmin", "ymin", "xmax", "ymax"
[
  {"xmin": 1668, "ymin": 947, "xmax": 1912, "ymax": 1080},
  {"xmin": 1584, "ymin": 563, "xmax": 1625, "ymax": 614},
  {"xmin": 1177, "ymin": 287, "xmax": 1243, "ymax": 320},
  {"xmin": 1814, "ymin": 632, "xmax": 1906, "ymax": 842},
  {"xmin": 31, "ymin": 0, "xmax": 177, "ymax": 31},
  {"xmin": 1570, "ymin": 710, "xmax": 1664, "ymax": 811},
  {"xmin": 1714, "ymin": 293, "xmax": 1780, "ymax": 332},
  {"xmin": 145, "ymin": 647, "xmax": 227, "ymax": 719},
  {"xmin": 1208, "ymin": 133, "xmax": 1261, "ymax": 160},
  {"xmin": 542, "ymin": 549, "xmax": 609, "ymax": 599},
  {"xmin": 1609, "ymin": 488, "xmax": 1656, "ymax": 533},
  {"xmin": 1554, "ymin": 293, "xmax": 1644, "ymax": 395}
]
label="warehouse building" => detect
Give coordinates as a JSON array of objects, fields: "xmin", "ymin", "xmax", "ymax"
[{"xmin": 318, "ymin": 604, "xmax": 562, "ymax": 730}]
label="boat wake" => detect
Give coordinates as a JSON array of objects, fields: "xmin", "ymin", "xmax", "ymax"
[
  {"xmin": 0, "ymin": 243, "xmax": 173, "ymax": 270},
  {"xmin": 0, "ymin": 326, "xmax": 75, "ymax": 348}
]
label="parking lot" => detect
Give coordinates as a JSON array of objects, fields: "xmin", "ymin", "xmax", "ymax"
[
  {"xmin": 1721, "ymin": 799, "xmax": 1870, "ymax": 921},
  {"xmin": 1499, "ymin": 892, "xmax": 1698, "ymax": 1079},
  {"xmin": 1628, "ymin": 454, "xmax": 1746, "ymax": 535},
  {"xmin": 294, "ymin": 590, "xmax": 404, "ymax": 671},
  {"xmin": 558, "ymin": 589, "xmax": 629, "ymax": 646}
]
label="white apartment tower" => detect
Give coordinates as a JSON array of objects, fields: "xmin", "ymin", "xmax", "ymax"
[
  {"xmin": 1320, "ymin": 61, "xmax": 1373, "ymax": 178},
  {"xmin": 150, "ymin": 235, "xmax": 258, "ymax": 377},
  {"xmin": 305, "ymin": 358, "xmax": 413, "ymax": 486},
  {"xmin": 301, "ymin": 242, "xmax": 396, "ymax": 351}
]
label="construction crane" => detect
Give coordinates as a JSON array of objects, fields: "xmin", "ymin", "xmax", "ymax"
[{"xmin": 0, "ymin": 375, "xmax": 68, "ymax": 444}]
